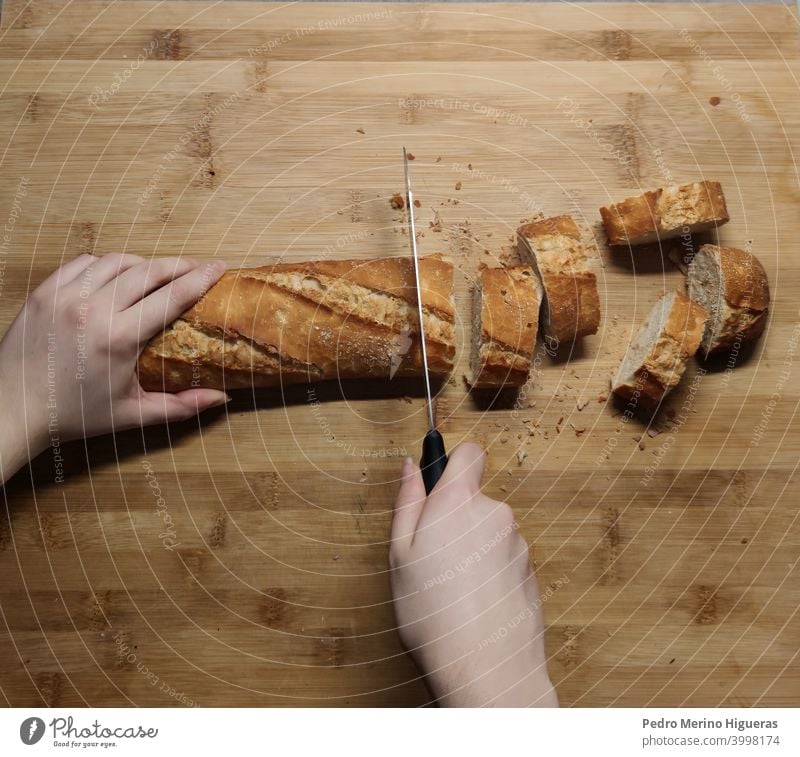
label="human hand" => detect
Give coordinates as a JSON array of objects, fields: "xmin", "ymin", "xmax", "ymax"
[
  {"xmin": 390, "ymin": 443, "xmax": 558, "ymax": 707},
  {"xmin": 0, "ymin": 253, "xmax": 228, "ymax": 481}
]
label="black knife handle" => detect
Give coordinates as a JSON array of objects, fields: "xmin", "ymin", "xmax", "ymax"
[{"xmin": 420, "ymin": 429, "xmax": 448, "ymax": 495}]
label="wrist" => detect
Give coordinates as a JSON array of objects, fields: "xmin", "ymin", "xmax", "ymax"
[
  {"xmin": 0, "ymin": 375, "xmax": 48, "ymax": 484},
  {"xmin": 424, "ymin": 649, "xmax": 558, "ymax": 708}
]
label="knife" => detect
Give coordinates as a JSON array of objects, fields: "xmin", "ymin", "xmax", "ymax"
[{"xmin": 403, "ymin": 147, "xmax": 448, "ymax": 494}]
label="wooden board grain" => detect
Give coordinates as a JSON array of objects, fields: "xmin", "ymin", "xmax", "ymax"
[{"xmin": 0, "ymin": 1, "xmax": 799, "ymax": 707}]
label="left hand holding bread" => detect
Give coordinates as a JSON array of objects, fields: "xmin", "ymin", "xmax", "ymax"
[{"xmin": 0, "ymin": 253, "xmax": 228, "ymax": 483}]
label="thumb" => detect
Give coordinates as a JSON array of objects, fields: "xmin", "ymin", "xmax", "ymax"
[
  {"xmin": 390, "ymin": 456, "xmax": 427, "ymax": 554},
  {"xmin": 430, "ymin": 441, "xmax": 486, "ymax": 501},
  {"xmin": 136, "ymin": 389, "xmax": 230, "ymax": 426}
]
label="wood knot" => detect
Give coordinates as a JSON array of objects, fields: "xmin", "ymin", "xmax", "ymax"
[
  {"xmin": 600, "ymin": 507, "xmax": 621, "ymax": 584},
  {"xmin": 24, "ymin": 93, "xmax": 39, "ymax": 122},
  {"xmin": 270, "ymin": 472, "xmax": 280, "ymax": 509},
  {"xmin": 259, "ymin": 587, "xmax": 288, "ymax": 627},
  {"xmin": 77, "ymin": 222, "xmax": 96, "ymax": 255},
  {"xmin": 152, "ymin": 29, "xmax": 183, "ymax": 60},
  {"xmin": 37, "ymin": 513, "xmax": 63, "ymax": 550},
  {"xmin": 601, "ymin": 29, "xmax": 632, "ymax": 61},
  {"xmin": 401, "ymin": 93, "xmax": 420, "ymax": 125},
  {"xmin": 208, "ymin": 513, "xmax": 227, "ymax": 548},
  {"xmin": 732, "ymin": 470, "xmax": 748, "ymax": 507},
  {"xmin": 694, "ymin": 585, "xmax": 718, "ymax": 625},
  {"xmin": 253, "ymin": 60, "xmax": 268, "ymax": 94},
  {"xmin": 557, "ymin": 625, "xmax": 581, "ymax": 669},
  {"xmin": 86, "ymin": 590, "xmax": 111, "ymax": 631},
  {"xmin": 179, "ymin": 548, "xmax": 207, "ymax": 582},
  {"xmin": 189, "ymin": 94, "xmax": 216, "ymax": 188},
  {"xmin": 318, "ymin": 627, "xmax": 349, "ymax": 667},
  {"xmin": 349, "ymin": 189, "xmax": 363, "ymax": 222},
  {"xmin": 14, "ymin": 5, "xmax": 34, "ymax": 29},
  {"xmin": 36, "ymin": 672, "xmax": 64, "ymax": 706}
]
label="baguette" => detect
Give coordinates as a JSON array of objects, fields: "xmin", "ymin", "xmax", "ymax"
[
  {"xmin": 687, "ymin": 244, "xmax": 770, "ymax": 356},
  {"xmin": 468, "ymin": 265, "xmax": 540, "ymax": 389},
  {"xmin": 516, "ymin": 215, "xmax": 601, "ymax": 344},
  {"xmin": 612, "ymin": 290, "xmax": 708, "ymax": 409},
  {"xmin": 600, "ymin": 180, "xmax": 729, "ymax": 246},
  {"xmin": 138, "ymin": 255, "xmax": 455, "ymax": 392}
]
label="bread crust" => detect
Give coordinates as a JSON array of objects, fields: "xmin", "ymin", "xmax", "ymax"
[
  {"xmin": 138, "ymin": 255, "xmax": 455, "ymax": 392},
  {"xmin": 600, "ymin": 181, "xmax": 729, "ymax": 246},
  {"xmin": 516, "ymin": 215, "xmax": 600, "ymax": 344},
  {"xmin": 613, "ymin": 290, "xmax": 708, "ymax": 409},
  {"xmin": 469, "ymin": 265, "xmax": 540, "ymax": 388},
  {"xmin": 689, "ymin": 244, "xmax": 770, "ymax": 355}
]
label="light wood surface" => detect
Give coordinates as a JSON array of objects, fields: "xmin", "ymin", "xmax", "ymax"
[{"xmin": 1, "ymin": 1, "xmax": 799, "ymax": 707}]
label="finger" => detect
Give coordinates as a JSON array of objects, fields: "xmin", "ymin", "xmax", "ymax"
[
  {"xmin": 100, "ymin": 256, "xmax": 198, "ymax": 311},
  {"xmin": 123, "ymin": 260, "xmax": 226, "ymax": 344},
  {"xmin": 71, "ymin": 253, "xmax": 145, "ymax": 293},
  {"xmin": 133, "ymin": 389, "xmax": 230, "ymax": 427},
  {"xmin": 429, "ymin": 441, "xmax": 486, "ymax": 500},
  {"xmin": 35, "ymin": 254, "xmax": 97, "ymax": 295},
  {"xmin": 391, "ymin": 457, "xmax": 427, "ymax": 554}
]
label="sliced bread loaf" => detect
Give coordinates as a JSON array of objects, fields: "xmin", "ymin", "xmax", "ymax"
[
  {"xmin": 600, "ymin": 180, "xmax": 729, "ymax": 246},
  {"xmin": 516, "ymin": 215, "xmax": 600, "ymax": 346},
  {"xmin": 613, "ymin": 290, "xmax": 708, "ymax": 408},
  {"xmin": 469, "ymin": 265, "xmax": 540, "ymax": 388},
  {"xmin": 687, "ymin": 244, "xmax": 770, "ymax": 356}
]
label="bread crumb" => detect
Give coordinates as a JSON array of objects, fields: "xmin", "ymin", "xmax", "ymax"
[
  {"xmin": 517, "ymin": 448, "xmax": 527, "ymax": 465},
  {"xmin": 390, "ymin": 193, "xmax": 405, "ymax": 210},
  {"xmin": 413, "ymin": 199, "xmax": 421, "ymax": 208},
  {"xmin": 709, "ymin": 96, "xmax": 721, "ymax": 106},
  {"xmin": 454, "ymin": 181, "xmax": 462, "ymax": 191},
  {"xmin": 401, "ymin": 396, "xmax": 412, "ymax": 404},
  {"xmin": 429, "ymin": 211, "xmax": 443, "ymax": 232},
  {"xmin": 577, "ymin": 398, "xmax": 589, "ymax": 411},
  {"xmin": 407, "ymin": 152, "xmax": 415, "ymax": 160},
  {"xmin": 435, "ymin": 156, "xmax": 442, "ymax": 163},
  {"xmin": 332, "ymin": 554, "xmax": 340, "ymax": 561},
  {"xmin": 356, "ymin": 127, "xmax": 365, "ymax": 134},
  {"xmin": 646, "ymin": 428, "xmax": 661, "ymax": 438}
]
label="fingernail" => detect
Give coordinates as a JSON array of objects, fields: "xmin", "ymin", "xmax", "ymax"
[{"xmin": 402, "ymin": 456, "xmax": 413, "ymax": 476}]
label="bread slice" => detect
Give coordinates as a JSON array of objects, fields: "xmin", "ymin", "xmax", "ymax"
[
  {"xmin": 516, "ymin": 215, "xmax": 601, "ymax": 345},
  {"xmin": 687, "ymin": 244, "xmax": 770, "ymax": 356},
  {"xmin": 612, "ymin": 290, "xmax": 708, "ymax": 409},
  {"xmin": 468, "ymin": 265, "xmax": 540, "ymax": 389},
  {"xmin": 600, "ymin": 181, "xmax": 729, "ymax": 246}
]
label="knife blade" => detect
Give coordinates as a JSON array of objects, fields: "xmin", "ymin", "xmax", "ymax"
[{"xmin": 403, "ymin": 147, "xmax": 447, "ymax": 494}]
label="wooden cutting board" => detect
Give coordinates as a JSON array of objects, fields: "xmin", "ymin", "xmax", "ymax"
[{"xmin": 1, "ymin": 0, "xmax": 798, "ymax": 707}]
